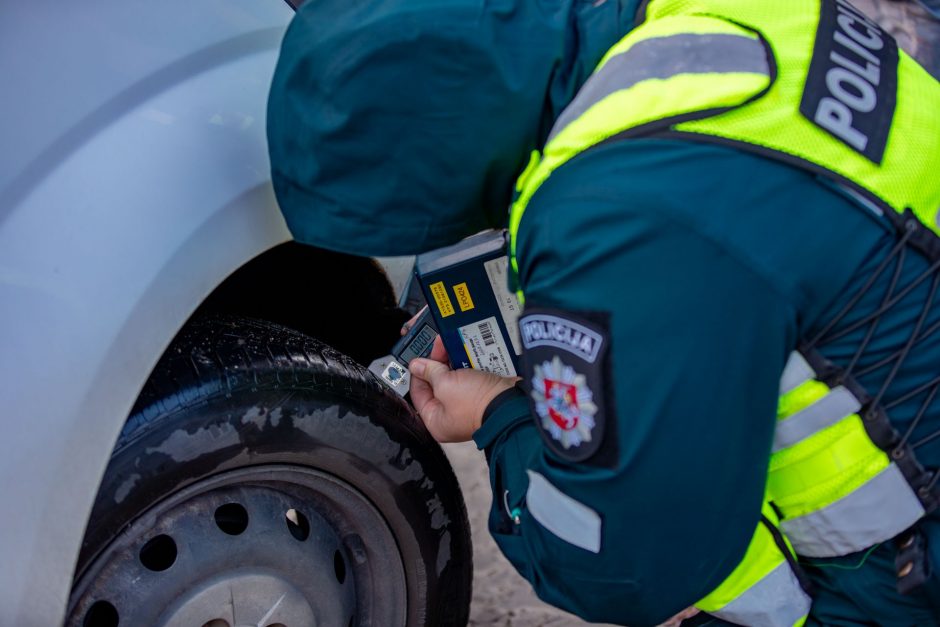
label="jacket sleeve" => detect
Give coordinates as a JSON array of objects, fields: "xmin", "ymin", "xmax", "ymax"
[{"xmin": 472, "ymin": 150, "xmax": 799, "ymax": 626}]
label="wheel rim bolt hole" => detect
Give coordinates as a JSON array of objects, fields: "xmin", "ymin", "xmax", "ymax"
[
  {"xmin": 214, "ymin": 502, "xmax": 249, "ymax": 535},
  {"xmin": 334, "ymin": 549, "xmax": 346, "ymax": 584},
  {"xmin": 138, "ymin": 534, "xmax": 177, "ymax": 572},
  {"xmin": 83, "ymin": 600, "xmax": 119, "ymax": 627},
  {"xmin": 286, "ymin": 508, "xmax": 310, "ymax": 541}
]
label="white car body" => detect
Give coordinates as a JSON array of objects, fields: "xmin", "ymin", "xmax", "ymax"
[{"xmin": 0, "ymin": 3, "xmax": 412, "ymax": 624}]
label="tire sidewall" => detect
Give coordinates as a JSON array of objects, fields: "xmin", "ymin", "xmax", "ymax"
[{"xmin": 79, "ymin": 382, "xmax": 469, "ymax": 626}]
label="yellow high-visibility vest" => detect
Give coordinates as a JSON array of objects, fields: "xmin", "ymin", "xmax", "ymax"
[{"xmin": 509, "ymin": 1, "xmax": 940, "ymax": 624}]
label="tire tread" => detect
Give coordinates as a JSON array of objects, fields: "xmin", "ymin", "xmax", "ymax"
[{"xmin": 122, "ymin": 315, "xmax": 404, "ymax": 451}]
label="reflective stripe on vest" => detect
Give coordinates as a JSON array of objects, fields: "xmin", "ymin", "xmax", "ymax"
[
  {"xmin": 773, "ymin": 385, "xmax": 860, "ymax": 452},
  {"xmin": 770, "ymin": 352, "xmax": 925, "ymax": 557},
  {"xmin": 547, "ymin": 32, "xmax": 771, "ymax": 144},
  {"xmin": 508, "ymin": 13, "xmax": 773, "ymax": 282},
  {"xmin": 697, "ymin": 502, "xmax": 810, "ymax": 627}
]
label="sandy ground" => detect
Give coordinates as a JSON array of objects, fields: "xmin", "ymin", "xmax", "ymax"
[{"xmin": 443, "ymin": 441, "xmax": 619, "ymax": 627}]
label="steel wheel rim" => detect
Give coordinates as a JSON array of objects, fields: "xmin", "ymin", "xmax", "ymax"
[{"xmin": 68, "ymin": 465, "xmax": 408, "ymax": 627}]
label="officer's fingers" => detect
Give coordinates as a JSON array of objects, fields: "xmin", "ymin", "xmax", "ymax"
[
  {"xmin": 428, "ymin": 335, "xmax": 449, "ymax": 364},
  {"xmin": 660, "ymin": 608, "xmax": 699, "ymax": 627},
  {"xmin": 400, "ymin": 305, "xmax": 429, "ymax": 336},
  {"xmin": 410, "ymin": 358, "xmax": 450, "ymax": 387},
  {"xmin": 409, "ymin": 374, "xmax": 435, "ymax": 415},
  {"xmin": 408, "ymin": 368, "xmax": 459, "ymax": 442},
  {"xmin": 415, "ymin": 396, "xmax": 449, "ymax": 441}
]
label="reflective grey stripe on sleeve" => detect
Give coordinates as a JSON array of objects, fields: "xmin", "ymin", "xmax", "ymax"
[
  {"xmin": 525, "ymin": 470, "xmax": 601, "ymax": 553},
  {"xmin": 773, "ymin": 386, "xmax": 861, "ymax": 452},
  {"xmin": 711, "ymin": 562, "xmax": 811, "ymax": 627},
  {"xmin": 547, "ymin": 33, "xmax": 770, "ymax": 143},
  {"xmin": 779, "ymin": 351, "xmax": 815, "ymax": 395},
  {"xmin": 781, "ymin": 463, "xmax": 925, "ymax": 558}
]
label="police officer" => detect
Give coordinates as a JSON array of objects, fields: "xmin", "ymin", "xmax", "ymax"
[{"xmin": 267, "ymin": 0, "xmax": 940, "ymax": 624}]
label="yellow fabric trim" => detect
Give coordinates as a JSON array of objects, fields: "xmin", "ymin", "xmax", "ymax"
[
  {"xmin": 696, "ymin": 502, "xmax": 788, "ymax": 612},
  {"xmin": 768, "ymin": 414, "xmax": 889, "ymax": 517},
  {"xmin": 510, "ymin": 149, "xmax": 542, "ymax": 279},
  {"xmin": 777, "ymin": 379, "xmax": 829, "ymax": 421},
  {"xmin": 515, "ymin": 150, "xmax": 541, "ymax": 194}
]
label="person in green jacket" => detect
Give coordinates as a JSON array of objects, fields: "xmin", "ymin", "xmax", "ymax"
[{"xmin": 267, "ymin": 0, "xmax": 940, "ymax": 624}]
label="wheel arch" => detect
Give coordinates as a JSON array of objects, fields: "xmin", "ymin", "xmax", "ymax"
[{"xmin": 194, "ymin": 242, "xmax": 411, "ymax": 365}]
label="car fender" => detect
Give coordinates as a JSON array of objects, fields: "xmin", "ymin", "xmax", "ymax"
[{"xmin": 0, "ymin": 2, "xmax": 293, "ymax": 623}]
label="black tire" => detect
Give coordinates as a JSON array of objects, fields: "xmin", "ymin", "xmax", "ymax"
[{"xmin": 68, "ymin": 315, "xmax": 472, "ymax": 627}]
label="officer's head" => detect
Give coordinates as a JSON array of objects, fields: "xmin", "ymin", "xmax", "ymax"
[{"xmin": 267, "ymin": 0, "xmax": 636, "ymax": 256}]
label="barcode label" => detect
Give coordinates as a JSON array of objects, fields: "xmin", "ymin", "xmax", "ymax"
[
  {"xmin": 479, "ymin": 321, "xmax": 496, "ymax": 346},
  {"xmin": 458, "ymin": 315, "xmax": 516, "ymax": 377}
]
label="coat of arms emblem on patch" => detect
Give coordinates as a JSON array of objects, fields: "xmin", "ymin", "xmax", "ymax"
[{"xmin": 530, "ymin": 355, "xmax": 598, "ymax": 449}]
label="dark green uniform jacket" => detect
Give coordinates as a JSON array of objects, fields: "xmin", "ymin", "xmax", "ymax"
[
  {"xmin": 267, "ymin": 0, "xmax": 638, "ymax": 256},
  {"xmin": 476, "ymin": 138, "xmax": 940, "ymax": 626},
  {"xmin": 268, "ymin": 1, "xmax": 940, "ymax": 624}
]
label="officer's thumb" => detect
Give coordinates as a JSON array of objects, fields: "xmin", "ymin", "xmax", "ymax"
[{"xmin": 410, "ymin": 358, "xmax": 449, "ymax": 387}]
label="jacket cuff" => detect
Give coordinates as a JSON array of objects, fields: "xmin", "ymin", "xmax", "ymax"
[{"xmin": 473, "ymin": 384, "xmax": 530, "ymax": 450}]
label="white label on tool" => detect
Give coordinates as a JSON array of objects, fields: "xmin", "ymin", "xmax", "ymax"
[
  {"xmin": 484, "ymin": 256, "xmax": 522, "ymax": 355},
  {"xmin": 459, "ymin": 316, "xmax": 517, "ymax": 377}
]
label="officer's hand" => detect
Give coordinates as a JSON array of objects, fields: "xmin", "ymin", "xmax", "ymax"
[
  {"xmin": 423, "ymin": 335, "xmax": 449, "ymax": 365},
  {"xmin": 409, "ymin": 358, "xmax": 518, "ymax": 442}
]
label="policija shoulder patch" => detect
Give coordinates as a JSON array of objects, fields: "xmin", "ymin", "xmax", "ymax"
[
  {"xmin": 799, "ymin": 0, "xmax": 898, "ymax": 164},
  {"xmin": 520, "ymin": 308, "xmax": 614, "ymax": 463}
]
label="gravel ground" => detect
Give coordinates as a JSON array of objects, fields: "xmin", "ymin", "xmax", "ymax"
[{"xmin": 442, "ymin": 442, "xmax": 619, "ymax": 627}]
